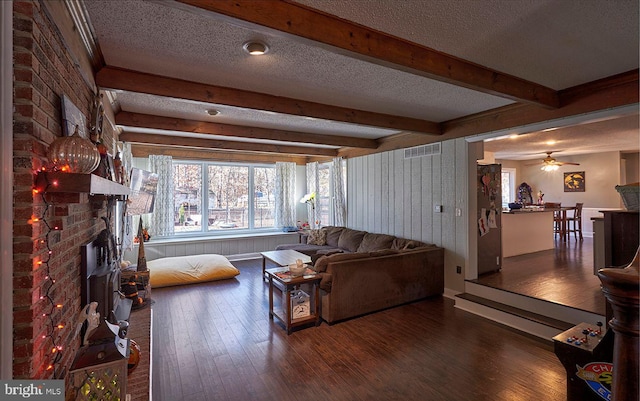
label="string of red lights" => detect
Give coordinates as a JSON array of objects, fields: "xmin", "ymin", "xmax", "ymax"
[{"xmin": 33, "ymin": 167, "xmax": 64, "ymax": 376}]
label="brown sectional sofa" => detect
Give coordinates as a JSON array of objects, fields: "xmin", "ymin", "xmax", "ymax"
[{"xmin": 275, "ymin": 226, "xmax": 444, "ymax": 323}]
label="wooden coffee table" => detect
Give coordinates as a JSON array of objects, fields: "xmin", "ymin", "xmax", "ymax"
[
  {"xmin": 265, "ymin": 267, "xmax": 321, "ymax": 334},
  {"xmin": 260, "ymin": 249, "xmax": 311, "ymax": 280}
]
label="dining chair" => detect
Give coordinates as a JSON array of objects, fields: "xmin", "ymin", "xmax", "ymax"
[
  {"xmin": 544, "ymin": 202, "xmax": 562, "ymax": 236},
  {"xmin": 567, "ymin": 203, "xmax": 584, "ymax": 240}
]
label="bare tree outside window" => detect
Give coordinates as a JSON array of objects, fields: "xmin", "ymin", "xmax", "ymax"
[
  {"xmin": 173, "ymin": 163, "xmax": 202, "ymax": 232},
  {"xmin": 254, "ymin": 167, "xmax": 275, "ymax": 228},
  {"xmin": 172, "ymin": 162, "xmax": 277, "ymax": 233}
]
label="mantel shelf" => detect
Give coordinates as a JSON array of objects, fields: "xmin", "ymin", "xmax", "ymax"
[{"xmin": 36, "ymin": 172, "xmax": 130, "ymax": 196}]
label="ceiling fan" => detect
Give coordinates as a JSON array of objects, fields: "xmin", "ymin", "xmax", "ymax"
[{"xmin": 537, "ymin": 151, "xmax": 580, "ymax": 171}]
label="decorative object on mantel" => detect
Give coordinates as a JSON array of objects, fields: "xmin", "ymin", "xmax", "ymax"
[
  {"xmin": 128, "ymin": 339, "xmax": 141, "ymax": 374},
  {"xmin": 47, "ymin": 125, "xmax": 101, "ymax": 173},
  {"xmin": 88, "ymin": 91, "xmax": 104, "ymax": 144},
  {"xmin": 136, "ymin": 219, "xmax": 148, "ymax": 272},
  {"xmin": 74, "ymin": 302, "xmax": 100, "ymax": 346},
  {"xmin": 61, "ymin": 93, "xmax": 87, "ymax": 137}
]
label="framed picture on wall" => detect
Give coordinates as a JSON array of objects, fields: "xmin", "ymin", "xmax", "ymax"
[
  {"xmin": 61, "ymin": 94, "xmax": 87, "ymax": 137},
  {"xmin": 564, "ymin": 171, "xmax": 585, "ymax": 192}
]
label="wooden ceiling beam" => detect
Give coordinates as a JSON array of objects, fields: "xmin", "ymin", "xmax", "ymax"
[
  {"xmin": 119, "ymin": 131, "xmax": 338, "ymax": 157},
  {"xmin": 340, "ymin": 71, "xmax": 639, "ymax": 158},
  {"xmin": 96, "ymin": 66, "xmax": 440, "ymax": 135},
  {"xmin": 177, "ymin": 0, "xmax": 559, "ymax": 109},
  {"xmin": 116, "ymin": 111, "xmax": 378, "ymax": 149},
  {"xmin": 130, "ymin": 144, "xmax": 309, "ymax": 165}
]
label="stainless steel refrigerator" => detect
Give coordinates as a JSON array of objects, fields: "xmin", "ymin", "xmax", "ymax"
[{"xmin": 477, "ymin": 164, "xmax": 502, "ymax": 274}]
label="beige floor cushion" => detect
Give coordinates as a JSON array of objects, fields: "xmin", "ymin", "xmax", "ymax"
[{"xmin": 148, "ymin": 254, "xmax": 239, "ymax": 288}]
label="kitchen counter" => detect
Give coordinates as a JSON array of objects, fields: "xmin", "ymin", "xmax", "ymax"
[{"xmin": 502, "ymin": 210, "xmax": 554, "ymax": 257}]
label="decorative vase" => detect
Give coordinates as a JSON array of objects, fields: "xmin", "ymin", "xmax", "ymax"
[
  {"xmin": 128, "ymin": 339, "xmax": 141, "ymax": 374},
  {"xmin": 47, "ymin": 126, "xmax": 100, "ymax": 173}
]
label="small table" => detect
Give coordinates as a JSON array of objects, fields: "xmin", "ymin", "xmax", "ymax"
[
  {"xmin": 260, "ymin": 249, "xmax": 311, "ymax": 280},
  {"xmin": 265, "ymin": 267, "xmax": 321, "ymax": 334}
]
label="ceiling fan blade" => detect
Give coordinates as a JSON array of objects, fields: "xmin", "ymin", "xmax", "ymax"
[{"xmin": 558, "ymin": 162, "xmax": 580, "ymax": 166}]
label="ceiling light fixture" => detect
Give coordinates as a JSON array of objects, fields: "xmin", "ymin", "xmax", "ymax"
[
  {"xmin": 206, "ymin": 109, "xmax": 220, "ymax": 116},
  {"xmin": 541, "ymin": 164, "xmax": 559, "ymax": 172},
  {"xmin": 243, "ymin": 41, "xmax": 269, "ymax": 55}
]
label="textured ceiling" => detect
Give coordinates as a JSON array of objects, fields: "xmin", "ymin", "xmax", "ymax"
[{"xmin": 82, "ymin": 0, "xmax": 639, "ymax": 159}]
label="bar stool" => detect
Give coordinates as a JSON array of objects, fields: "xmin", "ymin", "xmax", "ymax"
[
  {"xmin": 567, "ymin": 203, "xmax": 584, "ymax": 240},
  {"xmin": 544, "ymin": 202, "xmax": 562, "ymax": 236}
]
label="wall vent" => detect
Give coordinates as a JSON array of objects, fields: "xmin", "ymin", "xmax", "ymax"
[{"xmin": 404, "ymin": 143, "xmax": 441, "ymax": 159}]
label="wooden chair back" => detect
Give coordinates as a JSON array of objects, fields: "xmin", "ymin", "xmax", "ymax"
[{"xmin": 574, "ymin": 203, "xmax": 584, "ymax": 218}]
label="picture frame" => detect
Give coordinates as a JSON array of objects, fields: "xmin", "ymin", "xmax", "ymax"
[
  {"xmin": 61, "ymin": 94, "xmax": 87, "ymax": 137},
  {"xmin": 564, "ymin": 171, "xmax": 585, "ymax": 192},
  {"xmin": 106, "ymin": 153, "xmax": 116, "ymax": 182}
]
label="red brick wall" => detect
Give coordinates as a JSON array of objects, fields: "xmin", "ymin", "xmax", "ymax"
[{"xmin": 13, "ymin": 1, "xmax": 114, "ymax": 379}]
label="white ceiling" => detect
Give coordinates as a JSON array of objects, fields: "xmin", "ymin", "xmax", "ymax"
[{"xmin": 81, "ymin": 0, "xmax": 639, "ymax": 159}]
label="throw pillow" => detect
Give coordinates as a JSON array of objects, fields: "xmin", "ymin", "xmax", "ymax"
[
  {"xmin": 324, "ymin": 226, "xmax": 344, "ymax": 247},
  {"xmin": 307, "ymin": 229, "xmax": 327, "ymax": 245},
  {"xmin": 356, "ymin": 233, "xmax": 396, "ymax": 252},
  {"xmin": 337, "ymin": 228, "xmax": 367, "ymax": 252}
]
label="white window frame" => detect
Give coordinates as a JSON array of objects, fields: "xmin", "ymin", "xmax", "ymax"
[
  {"xmin": 501, "ymin": 167, "xmax": 516, "ymax": 207},
  {"xmin": 172, "ymin": 160, "xmax": 277, "ymax": 236}
]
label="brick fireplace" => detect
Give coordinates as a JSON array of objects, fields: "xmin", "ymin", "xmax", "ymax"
[{"xmin": 12, "ymin": 0, "xmax": 122, "ymax": 383}]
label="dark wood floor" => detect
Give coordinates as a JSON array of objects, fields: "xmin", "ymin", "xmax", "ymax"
[
  {"xmin": 474, "ymin": 236, "xmax": 606, "ymax": 315},
  {"xmin": 151, "ymin": 259, "xmax": 567, "ymax": 401}
]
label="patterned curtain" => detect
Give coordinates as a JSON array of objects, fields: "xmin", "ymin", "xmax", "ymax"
[
  {"xmin": 148, "ymin": 155, "xmax": 174, "ymax": 237},
  {"xmin": 274, "ymin": 162, "xmax": 296, "ymax": 228},
  {"xmin": 306, "ymin": 161, "xmax": 319, "ymax": 228},
  {"xmin": 118, "ymin": 142, "xmax": 135, "ymax": 251},
  {"xmin": 332, "ymin": 157, "xmax": 347, "ymax": 226}
]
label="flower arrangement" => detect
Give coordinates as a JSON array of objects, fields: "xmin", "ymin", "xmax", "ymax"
[{"xmin": 300, "ymin": 192, "xmax": 316, "ymax": 207}]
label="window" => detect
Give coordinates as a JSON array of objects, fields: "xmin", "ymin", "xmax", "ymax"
[
  {"xmin": 501, "ymin": 168, "xmax": 516, "ymax": 208},
  {"xmin": 314, "ymin": 160, "xmax": 347, "ymax": 226},
  {"xmin": 173, "ymin": 162, "xmax": 275, "ymax": 234}
]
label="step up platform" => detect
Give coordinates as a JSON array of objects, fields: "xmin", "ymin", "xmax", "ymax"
[{"xmin": 455, "ymin": 281, "xmax": 605, "ymax": 342}]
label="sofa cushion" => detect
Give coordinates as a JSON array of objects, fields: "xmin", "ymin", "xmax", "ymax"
[
  {"xmin": 391, "ymin": 237, "xmax": 428, "ymax": 250},
  {"xmin": 311, "ymin": 248, "xmax": 344, "ymax": 265},
  {"xmin": 338, "ymin": 228, "xmax": 367, "ymax": 252},
  {"xmin": 356, "ymin": 233, "xmax": 396, "ymax": 252},
  {"xmin": 275, "ymin": 243, "xmax": 334, "ymax": 256},
  {"xmin": 324, "ymin": 226, "xmax": 345, "ymax": 247},
  {"xmin": 368, "ymin": 249, "xmax": 400, "ymax": 257},
  {"xmin": 307, "ymin": 228, "xmax": 327, "ymax": 245},
  {"xmin": 314, "ymin": 252, "xmax": 367, "ymax": 273}
]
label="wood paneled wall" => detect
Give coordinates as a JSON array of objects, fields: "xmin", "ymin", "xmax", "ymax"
[{"xmin": 346, "ymin": 138, "xmax": 470, "ymax": 293}]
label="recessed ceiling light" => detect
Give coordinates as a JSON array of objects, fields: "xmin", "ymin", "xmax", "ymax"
[
  {"xmin": 243, "ymin": 41, "xmax": 269, "ymax": 55},
  {"xmin": 546, "ymin": 140, "xmax": 556, "ymax": 145},
  {"xmin": 206, "ymin": 109, "xmax": 220, "ymax": 116}
]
